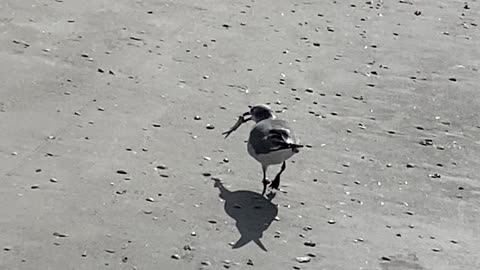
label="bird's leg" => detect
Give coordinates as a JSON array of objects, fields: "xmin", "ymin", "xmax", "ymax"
[
  {"xmin": 261, "ymin": 164, "xmax": 269, "ymax": 196},
  {"xmin": 270, "ymin": 161, "xmax": 286, "ymax": 190}
]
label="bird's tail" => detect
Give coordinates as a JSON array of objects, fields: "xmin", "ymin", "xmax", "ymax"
[
  {"xmin": 288, "ymin": 143, "xmax": 304, "ymax": 153},
  {"xmin": 289, "ymin": 143, "xmax": 304, "ymax": 149}
]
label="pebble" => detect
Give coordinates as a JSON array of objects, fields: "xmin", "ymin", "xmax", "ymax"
[
  {"xmin": 327, "ymin": 220, "xmax": 336, "ymax": 224},
  {"xmin": 130, "ymin": 36, "xmax": 143, "ymax": 41},
  {"xmin": 303, "ymin": 226, "xmax": 312, "ymax": 231},
  {"xmin": 31, "ymin": 185, "xmax": 39, "ymax": 189},
  {"xmin": 146, "ymin": 197, "xmax": 155, "ymax": 202},
  {"xmin": 194, "ymin": 115, "xmax": 202, "ymax": 120},
  {"xmin": 406, "ymin": 163, "xmax": 415, "ymax": 168},
  {"xmin": 432, "ymin": 248, "xmax": 441, "ymax": 252},
  {"xmin": 171, "ymin": 254, "xmax": 181, "ymax": 260},
  {"xmin": 304, "ymin": 241, "xmax": 316, "ymax": 247},
  {"xmin": 53, "ymin": 232, "xmax": 68, "ymax": 238},
  {"xmin": 49, "ymin": 178, "xmax": 58, "ymax": 183},
  {"xmin": 247, "ymin": 259, "xmax": 254, "ymax": 266},
  {"xmin": 156, "ymin": 165, "xmax": 168, "ymax": 170},
  {"xmin": 3, "ymin": 246, "xmax": 11, "ymax": 251},
  {"xmin": 116, "ymin": 170, "xmax": 128, "ymax": 174},
  {"xmin": 13, "ymin": 39, "xmax": 30, "ymax": 48},
  {"xmin": 381, "ymin": 256, "xmax": 391, "ymax": 261},
  {"xmin": 420, "ymin": 139, "xmax": 434, "ymax": 146},
  {"xmin": 295, "ymin": 256, "xmax": 311, "ymax": 263},
  {"xmin": 354, "ymin": 238, "xmax": 364, "ymax": 243},
  {"xmin": 206, "ymin": 124, "xmax": 215, "ymax": 130},
  {"xmin": 201, "ymin": 261, "xmax": 211, "ymax": 266},
  {"xmin": 152, "ymin": 123, "xmax": 161, "ymax": 127}
]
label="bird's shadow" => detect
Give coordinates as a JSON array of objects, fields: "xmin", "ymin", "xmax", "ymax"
[{"xmin": 213, "ymin": 179, "xmax": 278, "ymax": 252}]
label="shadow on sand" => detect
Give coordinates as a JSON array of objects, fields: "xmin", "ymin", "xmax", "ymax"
[{"xmin": 213, "ymin": 179, "xmax": 278, "ymax": 251}]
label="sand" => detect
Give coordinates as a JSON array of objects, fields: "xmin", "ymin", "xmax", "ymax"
[{"xmin": 1, "ymin": 0, "xmax": 480, "ymax": 269}]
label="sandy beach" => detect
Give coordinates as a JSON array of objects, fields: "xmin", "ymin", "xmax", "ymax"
[{"xmin": 1, "ymin": 0, "xmax": 480, "ymax": 269}]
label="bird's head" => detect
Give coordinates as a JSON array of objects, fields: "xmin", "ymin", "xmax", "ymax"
[{"xmin": 243, "ymin": 104, "xmax": 275, "ymax": 123}]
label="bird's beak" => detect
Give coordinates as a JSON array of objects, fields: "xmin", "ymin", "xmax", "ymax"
[{"xmin": 242, "ymin": 111, "xmax": 252, "ymax": 122}]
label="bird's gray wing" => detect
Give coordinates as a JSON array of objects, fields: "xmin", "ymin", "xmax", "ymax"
[{"xmin": 249, "ymin": 120, "xmax": 302, "ymax": 154}]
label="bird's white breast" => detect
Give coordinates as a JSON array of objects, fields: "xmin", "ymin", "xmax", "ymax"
[{"xmin": 247, "ymin": 143, "xmax": 295, "ymax": 166}]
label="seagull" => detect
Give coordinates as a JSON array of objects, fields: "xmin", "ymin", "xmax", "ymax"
[{"xmin": 223, "ymin": 104, "xmax": 303, "ymax": 196}]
